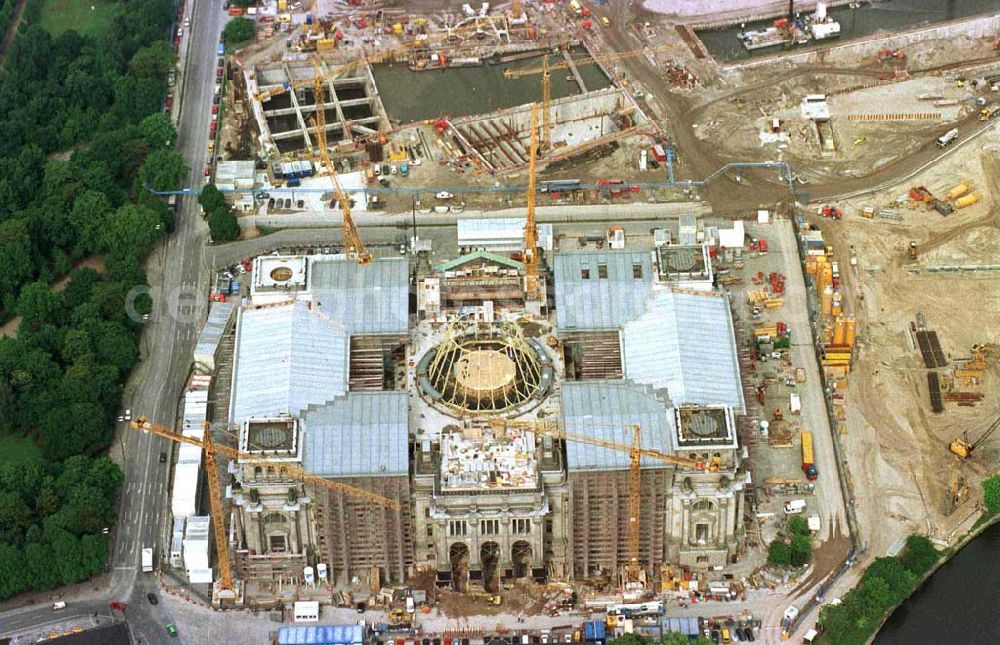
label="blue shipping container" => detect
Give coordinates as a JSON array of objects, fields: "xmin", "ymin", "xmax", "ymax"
[
  {"xmin": 585, "ymin": 620, "xmax": 606, "ymax": 641},
  {"xmin": 230, "ymin": 279, "xmax": 239, "ymax": 294},
  {"xmin": 287, "ymin": 178, "xmax": 301, "ymax": 187},
  {"xmin": 278, "ymin": 624, "xmax": 363, "ymax": 645}
]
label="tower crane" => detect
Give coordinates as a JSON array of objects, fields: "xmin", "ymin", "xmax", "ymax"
[
  {"xmin": 541, "ymin": 55, "xmax": 552, "ymax": 152},
  {"xmin": 490, "ymin": 418, "xmax": 702, "ymax": 585},
  {"xmin": 524, "ymin": 103, "xmax": 541, "ymax": 301},
  {"xmin": 949, "ymin": 416, "xmax": 1000, "ymax": 460},
  {"xmin": 129, "ymin": 417, "xmax": 400, "ymax": 601},
  {"xmin": 309, "ymin": 70, "xmax": 372, "ymax": 264}
]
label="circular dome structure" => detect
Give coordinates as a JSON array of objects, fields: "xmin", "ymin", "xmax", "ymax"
[{"xmin": 419, "ymin": 318, "xmax": 548, "ymax": 415}]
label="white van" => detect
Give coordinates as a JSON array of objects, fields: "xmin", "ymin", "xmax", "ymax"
[
  {"xmin": 784, "ymin": 499, "xmax": 807, "ymax": 515},
  {"xmin": 804, "ymin": 628, "xmax": 819, "ymax": 644},
  {"xmin": 52, "ymin": 601, "xmax": 67, "ymax": 610},
  {"xmin": 936, "ymin": 128, "xmax": 959, "ymax": 148}
]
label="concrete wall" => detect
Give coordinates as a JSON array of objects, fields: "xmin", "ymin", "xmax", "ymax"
[{"xmin": 723, "ymin": 13, "xmax": 1000, "ymax": 71}]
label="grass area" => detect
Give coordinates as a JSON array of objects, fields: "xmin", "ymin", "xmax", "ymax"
[
  {"xmin": 0, "ymin": 434, "xmax": 41, "ymax": 465},
  {"xmin": 37, "ymin": 0, "xmax": 121, "ymax": 38}
]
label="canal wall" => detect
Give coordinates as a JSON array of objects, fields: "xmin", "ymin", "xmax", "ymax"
[
  {"xmin": 721, "ymin": 12, "xmax": 1000, "ymax": 71},
  {"xmin": 689, "ymin": 0, "xmax": 859, "ymax": 30}
]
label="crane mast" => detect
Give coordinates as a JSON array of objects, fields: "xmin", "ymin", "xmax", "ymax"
[
  {"xmin": 130, "ymin": 416, "xmax": 401, "ymax": 602},
  {"xmin": 490, "ymin": 418, "xmax": 702, "ymax": 584},
  {"xmin": 312, "ymin": 72, "xmax": 372, "ymax": 264},
  {"xmin": 541, "ymin": 55, "xmax": 552, "ymax": 152},
  {"xmin": 201, "ymin": 425, "xmax": 236, "ymax": 598},
  {"xmin": 524, "ymin": 103, "xmax": 541, "ymax": 301}
]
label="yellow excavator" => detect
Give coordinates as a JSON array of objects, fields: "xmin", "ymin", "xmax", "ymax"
[{"xmin": 949, "ymin": 417, "xmax": 1000, "ymax": 460}]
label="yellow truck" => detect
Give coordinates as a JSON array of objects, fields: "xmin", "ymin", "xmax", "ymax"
[{"xmin": 980, "ymin": 104, "xmax": 999, "ymax": 121}]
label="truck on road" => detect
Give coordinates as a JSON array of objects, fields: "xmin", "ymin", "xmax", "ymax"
[
  {"xmin": 801, "ymin": 431, "xmax": 818, "ymax": 480},
  {"xmin": 142, "ymin": 547, "xmax": 154, "ymax": 573}
]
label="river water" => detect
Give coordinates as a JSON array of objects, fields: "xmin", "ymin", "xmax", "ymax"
[
  {"xmin": 874, "ymin": 522, "xmax": 1000, "ymax": 644},
  {"xmin": 372, "ymin": 49, "xmax": 610, "ymax": 124},
  {"xmin": 696, "ymin": 0, "xmax": 1000, "ymax": 62}
]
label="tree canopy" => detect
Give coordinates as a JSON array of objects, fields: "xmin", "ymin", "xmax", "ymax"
[
  {"xmin": 983, "ymin": 474, "xmax": 1000, "ymax": 515},
  {"xmin": 223, "ymin": 17, "xmax": 255, "ymax": 44},
  {"xmin": 0, "ymin": 0, "xmax": 173, "ymax": 600}
]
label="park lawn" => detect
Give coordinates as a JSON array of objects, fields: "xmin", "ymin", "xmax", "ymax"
[
  {"xmin": 0, "ymin": 434, "xmax": 41, "ymax": 465},
  {"xmin": 37, "ymin": 0, "xmax": 122, "ymax": 38}
]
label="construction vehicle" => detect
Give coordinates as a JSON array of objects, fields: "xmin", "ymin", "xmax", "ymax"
[
  {"xmin": 309, "ymin": 66, "xmax": 372, "ymax": 264},
  {"xmin": 949, "ymin": 417, "xmax": 1000, "ymax": 460},
  {"xmin": 129, "ymin": 417, "xmax": 400, "ymax": 602},
  {"xmin": 942, "ymin": 459, "xmax": 969, "ymax": 516},
  {"xmin": 980, "ymin": 103, "xmax": 1000, "ymax": 121},
  {"xmin": 820, "ymin": 205, "xmax": 842, "ymax": 219},
  {"xmin": 524, "ymin": 103, "xmax": 541, "ymax": 301},
  {"xmin": 490, "ymin": 418, "xmax": 702, "ymax": 588}
]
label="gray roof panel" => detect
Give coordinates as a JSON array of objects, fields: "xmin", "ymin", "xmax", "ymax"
[
  {"xmin": 230, "ymin": 301, "xmax": 349, "ymax": 423},
  {"xmin": 622, "ymin": 290, "xmax": 745, "ymax": 412},
  {"xmin": 553, "ymin": 251, "xmax": 653, "ymax": 330},
  {"xmin": 561, "ymin": 381, "xmax": 674, "ymax": 471},
  {"xmin": 302, "ymin": 392, "xmax": 409, "ymax": 477},
  {"xmin": 310, "ymin": 257, "xmax": 409, "ymax": 335}
]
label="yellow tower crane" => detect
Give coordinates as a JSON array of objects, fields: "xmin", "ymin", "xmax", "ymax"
[
  {"xmin": 310, "ymin": 68, "xmax": 372, "ymax": 264},
  {"xmin": 541, "ymin": 55, "xmax": 552, "ymax": 152},
  {"xmin": 129, "ymin": 417, "xmax": 400, "ymax": 602},
  {"xmin": 524, "ymin": 103, "xmax": 541, "ymax": 301},
  {"xmin": 490, "ymin": 418, "xmax": 702, "ymax": 585}
]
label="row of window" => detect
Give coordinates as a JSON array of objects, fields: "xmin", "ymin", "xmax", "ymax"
[
  {"xmin": 579, "ymin": 263, "xmax": 644, "ymax": 280},
  {"xmin": 446, "ymin": 519, "xmax": 533, "ymax": 537}
]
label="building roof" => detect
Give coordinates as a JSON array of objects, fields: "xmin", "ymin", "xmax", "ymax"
[
  {"xmin": 560, "ymin": 381, "xmax": 675, "ymax": 471},
  {"xmin": 553, "ymin": 251, "xmax": 653, "ymax": 331},
  {"xmin": 309, "ymin": 256, "xmax": 409, "ymax": 335},
  {"xmin": 230, "ymin": 301, "xmax": 348, "ymax": 423},
  {"xmin": 436, "ymin": 250, "xmax": 524, "ymax": 272},
  {"xmin": 302, "ymin": 392, "xmax": 409, "ymax": 477},
  {"xmin": 622, "ymin": 289, "xmax": 745, "ymax": 412},
  {"xmin": 194, "ymin": 301, "xmax": 235, "ymax": 361}
]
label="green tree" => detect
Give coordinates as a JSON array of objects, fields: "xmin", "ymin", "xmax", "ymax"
[
  {"xmin": 223, "ymin": 17, "xmax": 256, "ymax": 44},
  {"xmin": 768, "ymin": 539, "xmax": 792, "ymax": 566},
  {"xmin": 128, "ymin": 41, "xmax": 174, "ymax": 79},
  {"xmin": 0, "ymin": 219, "xmax": 36, "ymax": 306},
  {"xmin": 788, "ymin": 515, "xmax": 811, "ymax": 536},
  {"xmin": 138, "ymin": 149, "xmax": 187, "ymax": 192},
  {"xmin": 789, "ymin": 533, "xmax": 813, "ymax": 567},
  {"xmin": 899, "ymin": 534, "xmax": 940, "ymax": 576},
  {"xmin": 71, "ymin": 190, "xmax": 113, "ymax": 255},
  {"xmin": 613, "ymin": 635, "xmax": 649, "ymax": 645},
  {"xmin": 103, "ymin": 204, "xmax": 163, "ymax": 255},
  {"xmin": 208, "ymin": 207, "xmax": 240, "ymax": 242},
  {"xmin": 198, "ymin": 184, "xmax": 227, "ymax": 214},
  {"xmin": 139, "ymin": 113, "xmax": 177, "ymax": 149},
  {"xmin": 862, "ymin": 557, "xmax": 914, "ymax": 606},
  {"xmin": 17, "ymin": 282, "xmax": 63, "ymax": 331},
  {"xmin": 984, "ymin": 474, "xmax": 1000, "ymax": 515}
]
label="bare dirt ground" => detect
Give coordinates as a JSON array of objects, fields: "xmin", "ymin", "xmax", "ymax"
[{"xmin": 811, "ymin": 127, "xmax": 1000, "ymax": 556}]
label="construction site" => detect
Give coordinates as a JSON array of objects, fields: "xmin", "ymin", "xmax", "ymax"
[
  {"xmin": 142, "ymin": 0, "xmax": 1000, "ymax": 638},
  {"xmin": 809, "ymin": 119, "xmax": 1000, "ymax": 558}
]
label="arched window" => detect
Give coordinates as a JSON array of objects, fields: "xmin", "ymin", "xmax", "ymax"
[
  {"xmin": 264, "ymin": 512, "xmax": 287, "ymax": 525},
  {"xmin": 692, "ymin": 500, "xmax": 715, "ymax": 512}
]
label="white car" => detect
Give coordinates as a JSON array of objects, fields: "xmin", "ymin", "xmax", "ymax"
[
  {"xmin": 124, "ymin": 409, "xmax": 132, "ymax": 422},
  {"xmin": 784, "ymin": 605, "xmax": 799, "ymax": 622}
]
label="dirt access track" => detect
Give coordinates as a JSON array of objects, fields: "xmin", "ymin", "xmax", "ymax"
[
  {"xmin": 597, "ymin": 0, "xmax": 1000, "ymax": 212},
  {"xmin": 810, "ymin": 125, "xmax": 1000, "ymax": 557}
]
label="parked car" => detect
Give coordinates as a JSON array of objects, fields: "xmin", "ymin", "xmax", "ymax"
[
  {"xmin": 165, "ymin": 623, "xmax": 177, "ymax": 637},
  {"xmin": 147, "ymin": 593, "xmax": 159, "ymax": 605},
  {"xmin": 159, "ymin": 452, "xmax": 167, "ymax": 464}
]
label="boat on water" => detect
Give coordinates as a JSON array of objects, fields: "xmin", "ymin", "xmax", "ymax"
[
  {"xmin": 810, "ymin": 2, "xmax": 841, "ymax": 41},
  {"xmin": 737, "ymin": 2, "xmax": 839, "ymax": 51}
]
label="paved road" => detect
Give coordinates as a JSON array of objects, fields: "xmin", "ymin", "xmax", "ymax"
[{"xmin": 0, "ymin": 2, "xmax": 224, "ymax": 643}]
